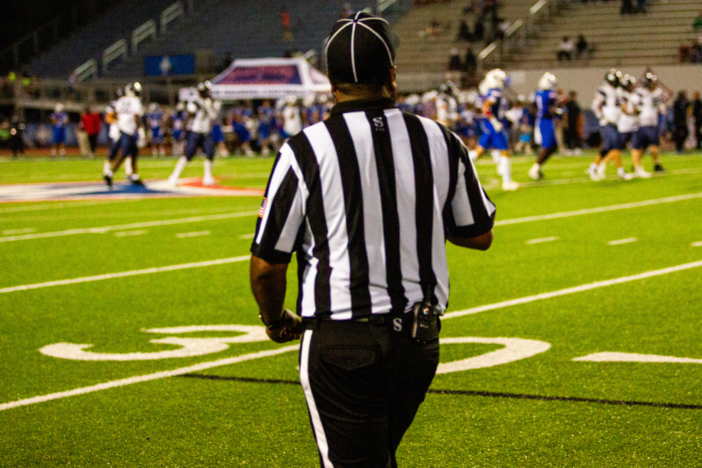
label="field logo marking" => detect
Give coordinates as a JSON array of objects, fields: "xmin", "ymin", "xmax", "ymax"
[
  {"xmin": 40, "ymin": 325, "xmax": 268, "ymax": 361},
  {"xmin": 436, "ymin": 337, "xmax": 551, "ymax": 374},
  {"xmin": 573, "ymin": 352, "xmax": 702, "ymax": 364}
]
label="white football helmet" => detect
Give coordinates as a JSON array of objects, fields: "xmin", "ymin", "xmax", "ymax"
[
  {"xmin": 538, "ymin": 72, "xmax": 557, "ymax": 90},
  {"xmin": 125, "ymin": 82, "xmax": 142, "ymax": 97},
  {"xmin": 54, "ymin": 103, "xmax": 64, "ymax": 113}
]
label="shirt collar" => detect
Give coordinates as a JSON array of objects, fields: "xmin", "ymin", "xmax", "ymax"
[{"xmin": 329, "ymin": 97, "xmax": 397, "ymax": 117}]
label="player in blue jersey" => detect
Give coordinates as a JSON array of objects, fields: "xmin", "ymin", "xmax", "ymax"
[
  {"xmin": 147, "ymin": 103, "xmax": 165, "ymax": 156},
  {"xmin": 257, "ymin": 101, "xmax": 276, "ymax": 156},
  {"xmin": 50, "ymin": 104, "xmax": 69, "ymax": 156},
  {"xmin": 468, "ymin": 68, "xmax": 519, "ymax": 191},
  {"xmin": 529, "ymin": 73, "xmax": 561, "ymax": 180},
  {"xmin": 171, "ymin": 102, "xmax": 187, "ymax": 156}
]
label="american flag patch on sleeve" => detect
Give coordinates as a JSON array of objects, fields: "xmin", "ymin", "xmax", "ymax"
[{"xmin": 258, "ymin": 197, "xmax": 267, "ymax": 218}]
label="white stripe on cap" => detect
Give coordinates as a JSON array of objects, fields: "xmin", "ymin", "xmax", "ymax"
[
  {"xmin": 351, "ymin": 19, "xmax": 358, "ymax": 83},
  {"xmin": 356, "ymin": 21, "xmax": 394, "ymax": 67}
]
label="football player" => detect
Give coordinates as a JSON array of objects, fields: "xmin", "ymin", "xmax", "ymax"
[
  {"xmin": 280, "ymin": 95, "xmax": 303, "ymax": 141},
  {"xmin": 168, "ymin": 81, "xmax": 221, "ymax": 186},
  {"xmin": 631, "ymin": 72, "xmax": 666, "ymax": 176},
  {"xmin": 587, "ymin": 70, "xmax": 632, "ymax": 181},
  {"xmin": 468, "ymin": 68, "xmax": 519, "ymax": 191},
  {"xmin": 616, "ymin": 75, "xmax": 639, "ymax": 165},
  {"xmin": 50, "ymin": 104, "xmax": 68, "ymax": 157},
  {"xmin": 147, "ymin": 103, "xmax": 165, "ymax": 156},
  {"xmin": 171, "ymin": 102, "xmax": 187, "ymax": 157},
  {"xmin": 529, "ymin": 73, "xmax": 561, "ymax": 180},
  {"xmin": 104, "ymin": 82, "xmax": 145, "ymax": 188}
]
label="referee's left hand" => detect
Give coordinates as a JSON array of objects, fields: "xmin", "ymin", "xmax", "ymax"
[{"xmin": 266, "ymin": 309, "xmax": 304, "ymax": 343}]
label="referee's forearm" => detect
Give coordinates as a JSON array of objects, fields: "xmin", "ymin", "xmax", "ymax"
[{"xmin": 250, "ymin": 255, "xmax": 288, "ymax": 323}]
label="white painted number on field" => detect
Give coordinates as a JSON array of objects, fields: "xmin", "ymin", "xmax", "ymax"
[
  {"xmin": 436, "ymin": 337, "xmax": 551, "ymax": 374},
  {"xmin": 40, "ymin": 325, "xmax": 268, "ymax": 361}
]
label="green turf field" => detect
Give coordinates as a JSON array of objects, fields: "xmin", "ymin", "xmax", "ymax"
[{"xmin": 1, "ymin": 152, "xmax": 701, "ymax": 467}]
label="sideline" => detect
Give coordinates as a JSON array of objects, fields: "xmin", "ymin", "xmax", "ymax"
[{"xmin": 2, "ymin": 259, "xmax": 701, "ymax": 411}]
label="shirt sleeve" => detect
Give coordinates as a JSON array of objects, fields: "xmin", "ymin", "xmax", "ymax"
[
  {"xmin": 250, "ymin": 143, "xmax": 308, "ymax": 264},
  {"xmin": 443, "ymin": 131, "xmax": 496, "ymax": 238}
]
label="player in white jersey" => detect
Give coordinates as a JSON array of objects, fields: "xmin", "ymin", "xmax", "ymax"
[
  {"xmin": 168, "ymin": 81, "xmax": 221, "ymax": 186},
  {"xmin": 616, "ymin": 75, "xmax": 639, "ymax": 155},
  {"xmin": 435, "ymin": 82, "xmax": 458, "ymax": 127},
  {"xmin": 587, "ymin": 70, "xmax": 632, "ymax": 181},
  {"xmin": 281, "ymin": 95, "xmax": 303, "ymax": 140},
  {"xmin": 631, "ymin": 73, "xmax": 666, "ymax": 176},
  {"xmin": 103, "ymin": 82, "xmax": 145, "ymax": 188}
]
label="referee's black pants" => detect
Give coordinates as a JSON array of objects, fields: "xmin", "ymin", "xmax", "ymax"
[{"xmin": 299, "ymin": 317, "xmax": 440, "ymax": 468}]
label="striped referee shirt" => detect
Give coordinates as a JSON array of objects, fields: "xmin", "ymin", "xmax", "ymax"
[{"xmin": 251, "ymin": 98, "xmax": 496, "ymax": 320}]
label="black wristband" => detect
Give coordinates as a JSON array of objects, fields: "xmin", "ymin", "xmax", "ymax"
[{"xmin": 259, "ymin": 310, "xmax": 287, "ymax": 331}]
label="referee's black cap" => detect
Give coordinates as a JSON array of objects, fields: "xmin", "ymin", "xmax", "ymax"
[{"xmin": 325, "ymin": 12, "xmax": 401, "ymax": 84}]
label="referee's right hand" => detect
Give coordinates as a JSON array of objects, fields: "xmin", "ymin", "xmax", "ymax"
[{"xmin": 266, "ymin": 309, "xmax": 304, "ymax": 343}]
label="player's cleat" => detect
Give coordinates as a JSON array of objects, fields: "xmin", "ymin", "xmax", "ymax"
[
  {"xmin": 528, "ymin": 165, "xmax": 543, "ymax": 181},
  {"xmin": 617, "ymin": 172, "xmax": 634, "ymax": 181},
  {"xmin": 502, "ymin": 180, "xmax": 519, "ymax": 191},
  {"xmin": 634, "ymin": 167, "xmax": 652, "ymax": 179},
  {"xmin": 586, "ymin": 167, "xmax": 602, "ymax": 181},
  {"xmin": 653, "ymin": 163, "xmax": 666, "ymax": 173},
  {"xmin": 130, "ymin": 177, "xmax": 144, "ymax": 186},
  {"xmin": 103, "ymin": 174, "xmax": 113, "ymax": 189},
  {"xmin": 168, "ymin": 177, "xmax": 178, "ymax": 187},
  {"xmin": 203, "ymin": 175, "xmax": 215, "ymax": 186}
]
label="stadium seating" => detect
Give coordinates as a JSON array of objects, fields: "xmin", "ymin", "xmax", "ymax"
[
  {"xmin": 103, "ymin": 0, "xmax": 407, "ymax": 78},
  {"xmin": 29, "ymin": 0, "xmax": 184, "ymax": 78},
  {"xmin": 507, "ymin": 0, "xmax": 701, "ymax": 69},
  {"xmin": 392, "ymin": 0, "xmax": 539, "ymax": 73}
]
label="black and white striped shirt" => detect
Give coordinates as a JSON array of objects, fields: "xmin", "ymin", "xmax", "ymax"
[{"xmin": 251, "ymin": 98, "xmax": 496, "ymax": 320}]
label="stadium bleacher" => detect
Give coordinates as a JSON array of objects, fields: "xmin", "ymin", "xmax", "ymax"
[
  {"xmin": 393, "ymin": 0, "xmax": 539, "ymax": 73},
  {"xmin": 29, "ymin": 0, "xmax": 196, "ymax": 78},
  {"xmin": 507, "ymin": 0, "xmax": 701, "ymax": 69}
]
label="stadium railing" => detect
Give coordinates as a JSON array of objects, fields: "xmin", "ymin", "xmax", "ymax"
[{"xmin": 477, "ymin": 0, "xmax": 568, "ymax": 71}]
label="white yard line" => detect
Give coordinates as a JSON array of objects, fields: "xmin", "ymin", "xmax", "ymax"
[
  {"xmin": 608, "ymin": 238, "xmax": 638, "ymax": 246},
  {"xmin": 443, "ymin": 259, "xmax": 702, "ymax": 320},
  {"xmin": 494, "ymin": 192, "xmax": 702, "ymax": 226},
  {"xmin": 176, "ymin": 231, "xmax": 211, "ymax": 239},
  {"xmin": 239, "ymin": 233, "xmax": 255, "ymax": 239},
  {"xmin": 0, "ymin": 200, "xmax": 135, "ymax": 214},
  {"xmin": 3, "ymin": 258, "xmax": 702, "ymax": 412},
  {"xmin": 0, "ymin": 256, "xmax": 250, "ymax": 294},
  {"xmin": 1, "ymin": 206, "xmax": 237, "ymax": 223},
  {"xmin": 114, "ymin": 230, "xmax": 148, "ymax": 238},
  {"xmin": 692, "ymin": 241, "xmax": 702, "ymax": 247},
  {"xmin": 526, "ymin": 236, "xmax": 559, "ymax": 245},
  {"xmin": 0, "ymin": 211, "xmax": 258, "ymax": 243},
  {"xmin": 2, "ymin": 192, "xmax": 701, "ymax": 244},
  {"xmin": 0, "ymin": 345, "xmax": 298, "ymax": 412},
  {"xmin": 2, "ymin": 228, "xmax": 35, "ymax": 235}
]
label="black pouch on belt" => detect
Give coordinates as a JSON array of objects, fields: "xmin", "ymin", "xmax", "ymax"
[{"xmin": 408, "ymin": 284, "xmax": 443, "ymax": 343}]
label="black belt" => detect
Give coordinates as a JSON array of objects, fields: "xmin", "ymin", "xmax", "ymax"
[{"xmin": 303, "ymin": 312, "xmax": 403, "ymax": 328}]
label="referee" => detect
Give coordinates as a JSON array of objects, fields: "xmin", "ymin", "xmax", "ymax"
[{"xmin": 250, "ymin": 12, "xmax": 496, "ymax": 468}]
